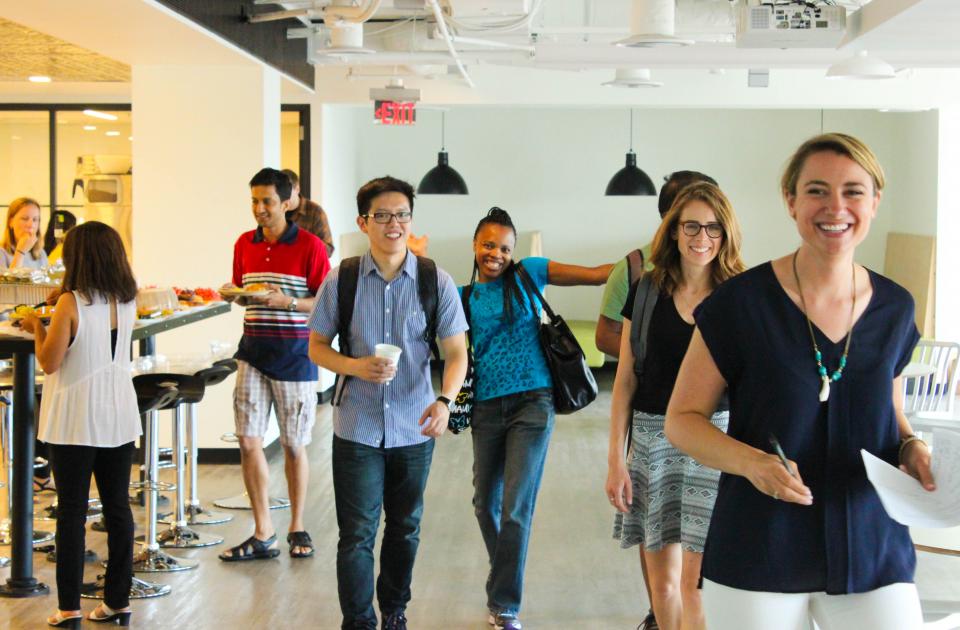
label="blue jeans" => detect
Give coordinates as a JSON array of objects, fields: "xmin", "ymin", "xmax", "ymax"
[
  {"xmin": 332, "ymin": 434, "xmax": 435, "ymax": 629},
  {"xmin": 472, "ymin": 388, "xmax": 555, "ymax": 616}
]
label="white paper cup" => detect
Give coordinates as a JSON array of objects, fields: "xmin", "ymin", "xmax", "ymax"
[{"xmin": 375, "ymin": 344, "xmax": 402, "ymax": 382}]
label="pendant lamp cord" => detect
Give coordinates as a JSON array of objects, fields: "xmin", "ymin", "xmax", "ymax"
[
  {"xmin": 629, "ymin": 109, "xmax": 634, "ymax": 152},
  {"xmin": 820, "ymin": 109, "xmax": 824, "ymax": 134},
  {"xmin": 441, "ymin": 111, "xmax": 446, "ymax": 151}
]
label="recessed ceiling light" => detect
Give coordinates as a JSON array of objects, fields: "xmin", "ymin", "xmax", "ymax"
[
  {"xmin": 28, "ymin": 75, "xmax": 51, "ymax": 83},
  {"xmin": 105, "ymin": 131, "xmax": 120, "ymax": 136},
  {"xmin": 83, "ymin": 109, "xmax": 118, "ymax": 121},
  {"xmin": 127, "ymin": 136, "xmax": 133, "ymax": 141},
  {"xmin": 83, "ymin": 125, "xmax": 96, "ymax": 131},
  {"xmin": 11, "ymin": 135, "xmax": 21, "ymax": 141}
]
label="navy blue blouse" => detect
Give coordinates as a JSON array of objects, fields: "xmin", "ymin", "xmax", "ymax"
[{"xmin": 695, "ymin": 262, "xmax": 920, "ymax": 594}]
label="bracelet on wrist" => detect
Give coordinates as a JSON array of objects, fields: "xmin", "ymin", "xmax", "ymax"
[{"xmin": 898, "ymin": 435, "xmax": 927, "ymax": 462}]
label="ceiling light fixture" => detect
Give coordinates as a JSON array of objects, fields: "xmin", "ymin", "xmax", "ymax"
[
  {"xmin": 28, "ymin": 75, "xmax": 51, "ymax": 83},
  {"xmin": 602, "ymin": 69, "xmax": 663, "ymax": 89},
  {"xmin": 605, "ymin": 109, "xmax": 657, "ymax": 197},
  {"xmin": 417, "ymin": 111, "xmax": 468, "ymax": 195},
  {"xmin": 615, "ymin": 0, "xmax": 693, "ymax": 48},
  {"xmin": 826, "ymin": 50, "xmax": 895, "ymax": 80},
  {"xmin": 83, "ymin": 109, "xmax": 118, "ymax": 121},
  {"xmin": 83, "ymin": 125, "xmax": 96, "ymax": 131},
  {"xmin": 105, "ymin": 131, "xmax": 120, "ymax": 137}
]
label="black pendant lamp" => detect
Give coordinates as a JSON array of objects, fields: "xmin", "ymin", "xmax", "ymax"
[
  {"xmin": 417, "ymin": 111, "xmax": 469, "ymax": 195},
  {"xmin": 605, "ymin": 109, "xmax": 656, "ymax": 196}
]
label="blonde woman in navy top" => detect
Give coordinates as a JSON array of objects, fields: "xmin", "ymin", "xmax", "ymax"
[{"xmin": 665, "ymin": 133, "xmax": 932, "ymax": 630}]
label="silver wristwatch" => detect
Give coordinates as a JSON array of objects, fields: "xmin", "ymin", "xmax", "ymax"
[{"xmin": 287, "ymin": 297, "xmax": 298, "ymax": 312}]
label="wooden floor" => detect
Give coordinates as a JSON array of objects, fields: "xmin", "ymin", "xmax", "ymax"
[{"xmin": 2, "ymin": 372, "xmax": 959, "ymax": 629}]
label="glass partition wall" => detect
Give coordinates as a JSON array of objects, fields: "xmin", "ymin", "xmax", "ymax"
[
  {"xmin": 0, "ymin": 104, "xmax": 131, "ymax": 257},
  {"xmin": 2, "ymin": 104, "xmax": 306, "ymax": 259}
]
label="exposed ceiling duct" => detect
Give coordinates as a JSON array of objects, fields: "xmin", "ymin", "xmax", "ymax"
[
  {"xmin": 317, "ymin": 0, "xmax": 382, "ymax": 55},
  {"xmin": 601, "ymin": 68, "xmax": 662, "ymax": 88},
  {"xmin": 615, "ymin": 0, "xmax": 693, "ymax": 48}
]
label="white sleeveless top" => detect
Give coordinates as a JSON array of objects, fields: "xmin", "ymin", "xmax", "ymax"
[{"xmin": 38, "ymin": 293, "xmax": 142, "ymax": 447}]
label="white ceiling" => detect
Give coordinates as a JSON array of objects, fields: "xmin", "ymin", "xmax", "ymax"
[{"xmin": 2, "ymin": 0, "xmax": 960, "ymax": 96}]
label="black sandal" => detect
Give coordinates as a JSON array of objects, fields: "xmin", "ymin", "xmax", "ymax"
[
  {"xmin": 218, "ymin": 534, "xmax": 280, "ymax": 562},
  {"xmin": 287, "ymin": 531, "xmax": 314, "ymax": 558}
]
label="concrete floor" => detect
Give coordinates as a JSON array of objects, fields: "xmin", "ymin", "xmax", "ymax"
[{"xmin": 1, "ymin": 372, "xmax": 959, "ymax": 629}]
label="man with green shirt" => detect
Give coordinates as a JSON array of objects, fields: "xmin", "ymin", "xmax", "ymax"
[{"xmin": 596, "ymin": 171, "xmax": 719, "ymax": 356}]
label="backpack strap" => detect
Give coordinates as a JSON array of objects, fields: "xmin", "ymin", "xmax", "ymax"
[
  {"xmin": 416, "ymin": 256, "xmax": 441, "ymax": 359},
  {"xmin": 629, "ymin": 275, "xmax": 659, "ymax": 382},
  {"xmin": 625, "ymin": 248, "xmax": 646, "ymax": 285},
  {"xmin": 332, "ymin": 256, "xmax": 361, "ymax": 406}
]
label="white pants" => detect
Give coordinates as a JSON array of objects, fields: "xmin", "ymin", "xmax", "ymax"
[{"xmin": 702, "ymin": 579, "xmax": 923, "ymax": 630}]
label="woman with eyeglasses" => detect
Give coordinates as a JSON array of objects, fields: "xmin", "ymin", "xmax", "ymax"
[
  {"xmin": 606, "ymin": 182, "xmax": 745, "ymax": 630},
  {"xmin": 665, "ymin": 134, "xmax": 930, "ymax": 629},
  {"xmin": 463, "ymin": 207, "xmax": 612, "ymax": 630}
]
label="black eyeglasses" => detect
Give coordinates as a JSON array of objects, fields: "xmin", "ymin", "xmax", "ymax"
[
  {"xmin": 364, "ymin": 211, "xmax": 413, "ymax": 224},
  {"xmin": 679, "ymin": 221, "xmax": 723, "ymax": 238}
]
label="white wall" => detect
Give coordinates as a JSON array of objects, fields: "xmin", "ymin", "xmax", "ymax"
[
  {"xmin": 132, "ymin": 64, "xmax": 282, "ymax": 449},
  {"xmin": 937, "ymin": 108, "xmax": 960, "ymax": 344},
  {"xmin": 325, "ymin": 105, "xmax": 938, "ymax": 320}
]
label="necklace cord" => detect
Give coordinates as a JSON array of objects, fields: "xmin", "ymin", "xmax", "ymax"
[{"xmin": 791, "ymin": 251, "xmax": 855, "ymax": 381}]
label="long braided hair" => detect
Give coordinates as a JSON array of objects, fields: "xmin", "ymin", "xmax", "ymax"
[{"xmin": 471, "ymin": 207, "xmax": 528, "ymax": 324}]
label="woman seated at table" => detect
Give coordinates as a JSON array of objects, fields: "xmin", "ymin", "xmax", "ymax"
[
  {"xmin": 22, "ymin": 221, "xmax": 140, "ymax": 628},
  {"xmin": 1, "ymin": 197, "xmax": 49, "ymax": 270},
  {"xmin": 665, "ymin": 133, "xmax": 933, "ymax": 630}
]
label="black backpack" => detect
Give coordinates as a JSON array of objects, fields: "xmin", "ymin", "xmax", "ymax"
[{"xmin": 333, "ymin": 255, "xmax": 440, "ymax": 406}]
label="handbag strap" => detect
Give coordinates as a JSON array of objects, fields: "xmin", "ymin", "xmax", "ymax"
[
  {"xmin": 461, "ymin": 283, "xmax": 475, "ymax": 359},
  {"xmin": 629, "ymin": 275, "xmax": 659, "ymax": 381},
  {"xmin": 515, "ymin": 261, "xmax": 558, "ymax": 324}
]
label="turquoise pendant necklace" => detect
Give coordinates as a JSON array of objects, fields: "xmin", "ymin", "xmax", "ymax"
[{"xmin": 791, "ymin": 251, "xmax": 855, "ymax": 402}]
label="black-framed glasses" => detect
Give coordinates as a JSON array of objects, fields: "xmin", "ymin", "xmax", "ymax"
[
  {"xmin": 364, "ymin": 211, "xmax": 413, "ymax": 224},
  {"xmin": 679, "ymin": 221, "xmax": 723, "ymax": 239}
]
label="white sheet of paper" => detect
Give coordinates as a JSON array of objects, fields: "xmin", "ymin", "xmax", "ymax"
[{"xmin": 862, "ymin": 429, "xmax": 960, "ymax": 528}]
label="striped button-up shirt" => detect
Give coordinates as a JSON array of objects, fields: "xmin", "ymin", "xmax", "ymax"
[{"xmin": 308, "ymin": 251, "xmax": 468, "ymax": 448}]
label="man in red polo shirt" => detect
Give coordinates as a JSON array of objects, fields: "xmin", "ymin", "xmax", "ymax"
[{"xmin": 219, "ymin": 167, "xmax": 330, "ymax": 561}]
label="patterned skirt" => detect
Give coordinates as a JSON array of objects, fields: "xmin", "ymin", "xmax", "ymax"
[{"xmin": 612, "ymin": 410, "xmax": 729, "ymax": 553}]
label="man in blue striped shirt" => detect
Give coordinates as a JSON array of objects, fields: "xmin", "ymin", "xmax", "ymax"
[{"xmin": 309, "ymin": 176, "xmax": 468, "ymax": 630}]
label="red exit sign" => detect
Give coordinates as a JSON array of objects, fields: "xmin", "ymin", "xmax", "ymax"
[{"xmin": 374, "ymin": 100, "xmax": 416, "ymax": 126}]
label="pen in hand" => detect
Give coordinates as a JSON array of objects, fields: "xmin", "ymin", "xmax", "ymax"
[{"xmin": 768, "ymin": 434, "xmax": 797, "ymax": 479}]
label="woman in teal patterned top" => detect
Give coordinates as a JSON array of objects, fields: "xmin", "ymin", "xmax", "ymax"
[{"xmin": 462, "ymin": 207, "xmax": 612, "ymax": 630}]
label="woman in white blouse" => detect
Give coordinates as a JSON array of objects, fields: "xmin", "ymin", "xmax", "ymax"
[{"xmin": 22, "ymin": 221, "xmax": 140, "ymax": 628}]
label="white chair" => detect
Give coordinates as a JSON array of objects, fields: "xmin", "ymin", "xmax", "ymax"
[{"xmin": 905, "ymin": 341, "xmax": 960, "ymax": 415}]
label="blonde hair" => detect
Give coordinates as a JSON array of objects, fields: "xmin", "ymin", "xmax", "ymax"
[
  {"xmin": 781, "ymin": 132, "xmax": 885, "ymax": 199},
  {"xmin": 3, "ymin": 197, "xmax": 44, "ymax": 258},
  {"xmin": 649, "ymin": 182, "xmax": 746, "ymax": 295}
]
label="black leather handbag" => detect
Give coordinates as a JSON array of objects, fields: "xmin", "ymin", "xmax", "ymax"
[{"xmin": 516, "ymin": 263, "xmax": 598, "ymax": 415}]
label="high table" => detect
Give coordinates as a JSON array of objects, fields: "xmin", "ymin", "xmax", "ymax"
[{"xmin": 0, "ymin": 301, "xmax": 230, "ymax": 598}]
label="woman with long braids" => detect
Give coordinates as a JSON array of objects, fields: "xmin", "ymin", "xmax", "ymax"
[
  {"xmin": 463, "ymin": 208, "xmax": 612, "ymax": 630},
  {"xmin": 606, "ymin": 182, "xmax": 745, "ymax": 630},
  {"xmin": 665, "ymin": 134, "xmax": 932, "ymax": 629}
]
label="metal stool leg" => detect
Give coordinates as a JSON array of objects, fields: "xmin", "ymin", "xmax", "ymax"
[
  {"xmin": 0, "ymin": 480, "xmax": 6, "ymax": 568},
  {"xmin": 184, "ymin": 403, "xmax": 231, "ymax": 524},
  {"xmin": 212, "ymin": 432, "xmax": 290, "ymax": 510},
  {"xmin": 155, "ymin": 405, "xmax": 222, "ymax": 548},
  {"xmin": 161, "ymin": 403, "xmax": 231, "ymax": 525},
  {"xmin": 0, "ymin": 397, "xmax": 53, "ymax": 545},
  {"xmin": 131, "ymin": 409, "xmax": 196, "ymax": 573}
]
